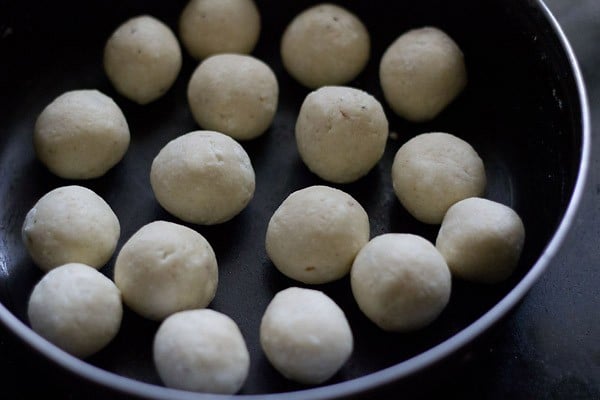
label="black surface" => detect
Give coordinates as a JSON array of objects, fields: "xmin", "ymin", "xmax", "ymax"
[{"xmin": 0, "ymin": 0, "xmax": 598, "ymax": 399}]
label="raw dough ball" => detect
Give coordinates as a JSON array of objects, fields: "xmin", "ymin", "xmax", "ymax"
[
  {"xmin": 260, "ymin": 287, "xmax": 353, "ymax": 384},
  {"xmin": 281, "ymin": 3, "xmax": 370, "ymax": 88},
  {"xmin": 150, "ymin": 131, "xmax": 255, "ymax": 225},
  {"xmin": 104, "ymin": 15, "xmax": 182, "ymax": 104},
  {"xmin": 266, "ymin": 185, "xmax": 369, "ymax": 284},
  {"xmin": 436, "ymin": 197, "xmax": 526, "ymax": 284},
  {"xmin": 187, "ymin": 54, "xmax": 278, "ymax": 140},
  {"xmin": 296, "ymin": 86, "xmax": 388, "ymax": 183},
  {"xmin": 22, "ymin": 185, "xmax": 120, "ymax": 272},
  {"xmin": 114, "ymin": 221, "xmax": 218, "ymax": 321},
  {"xmin": 351, "ymin": 234, "xmax": 451, "ymax": 332},
  {"xmin": 380, "ymin": 26, "xmax": 467, "ymax": 122},
  {"xmin": 392, "ymin": 132, "xmax": 486, "ymax": 224},
  {"xmin": 34, "ymin": 90, "xmax": 130, "ymax": 179},
  {"xmin": 179, "ymin": 0, "xmax": 261, "ymax": 60},
  {"xmin": 153, "ymin": 309, "xmax": 249, "ymax": 394},
  {"xmin": 27, "ymin": 263, "xmax": 122, "ymax": 358}
]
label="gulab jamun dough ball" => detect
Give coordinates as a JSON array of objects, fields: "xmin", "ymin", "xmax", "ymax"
[
  {"xmin": 153, "ymin": 309, "xmax": 249, "ymax": 394},
  {"xmin": 392, "ymin": 132, "xmax": 486, "ymax": 224},
  {"xmin": 436, "ymin": 197, "xmax": 526, "ymax": 284},
  {"xmin": 34, "ymin": 90, "xmax": 130, "ymax": 179},
  {"xmin": 27, "ymin": 263, "xmax": 123, "ymax": 358},
  {"xmin": 104, "ymin": 15, "xmax": 182, "ymax": 104},
  {"xmin": 260, "ymin": 287, "xmax": 353, "ymax": 384},
  {"xmin": 187, "ymin": 54, "xmax": 278, "ymax": 140},
  {"xmin": 281, "ymin": 3, "xmax": 370, "ymax": 88},
  {"xmin": 21, "ymin": 185, "xmax": 120, "ymax": 272},
  {"xmin": 296, "ymin": 86, "xmax": 389, "ymax": 183},
  {"xmin": 380, "ymin": 26, "xmax": 467, "ymax": 122},
  {"xmin": 265, "ymin": 185, "xmax": 369, "ymax": 284}
]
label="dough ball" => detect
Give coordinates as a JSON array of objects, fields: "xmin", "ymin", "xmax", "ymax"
[
  {"xmin": 281, "ymin": 3, "xmax": 370, "ymax": 88},
  {"xmin": 104, "ymin": 15, "xmax": 182, "ymax": 104},
  {"xmin": 27, "ymin": 263, "xmax": 122, "ymax": 358},
  {"xmin": 436, "ymin": 197, "xmax": 526, "ymax": 284},
  {"xmin": 114, "ymin": 221, "xmax": 218, "ymax": 321},
  {"xmin": 179, "ymin": 0, "xmax": 261, "ymax": 60},
  {"xmin": 392, "ymin": 132, "xmax": 486, "ymax": 224},
  {"xmin": 22, "ymin": 185, "xmax": 120, "ymax": 272},
  {"xmin": 260, "ymin": 287, "xmax": 353, "ymax": 384},
  {"xmin": 187, "ymin": 54, "xmax": 278, "ymax": 140},
  {"xmin": 266, "ymin": 185, "xmax": 369, "ymax": 284},
  {"xmin": 296, "ymin": 86, "xmax": 388, "ymax": 183},
  {"xmin": 351, "ymin": 234, "xmax": 451, "ymax": 332},
  {"xmin": 153, "ymin": 309, "xmax": 249, "ymax": 394},
  {"xmin": 379, "ymin": 26, "xmax": 467, "ymax": 122},
  {"xmin": 33, "ymin": 90, "xmax": 130, "ymax": 179},
  {"xmin": 150, "ymin": 131, "xmax": 255, "ymax": 225}
]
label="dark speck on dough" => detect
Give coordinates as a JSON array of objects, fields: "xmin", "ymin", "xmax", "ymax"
[{"xmin": 305, "ymin": 266, "xmax": 316, "ymax": 271}]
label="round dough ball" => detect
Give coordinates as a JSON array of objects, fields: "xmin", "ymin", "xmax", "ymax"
[
  {"xmin": 179, "ymin": 0, "xmax": 261, "ymax": 60},
  {"xmin": 351, "ymin": 234, "xmax": 451, "ymax": 332},
  {"xmin": 281, "ymin": 3, "xmax": 370, "ymax": 88},
  {"xmin": 380, "ymin": 26, "xmax": 467, "ymax": 122},
  {"xmin": 153, "ymin": 309, "xmax": 249, "ymax": 394},
  {"xmin": 296, "ymin": 86, "xmax": 388, "ymax": 183},
  {"xmin": 266, "ymin": 185, "xmax": 369, "ymax": 284},
  {"xmin": 260, "ymin": 287, "xmax": 353, "ymax": 384},
  {"xmin": 34, "ymin": 90, "xmax": 130, "ymax": 179},
  {"xmin": 104, "ymin": 15, "xmax": 182, "ymax": 104},
  {"xmin": 150, "ymin": 131, "xmax": 255, "ymax": 225},
  {"xmin": 114, "ymin": 221, "xmax": 218, "ymax": 321},
  {"xmin": 27, "ymin": 263, "xmax": 122, "ymax": 358},
  {"xmin": 392, "ymin": 132, "xmax": 486, "ymax": 224},
  {"xmin": 436, "ymin": 197, "xmax": 526, "ymax": 284},
  {"xmin": 187, "ymin": 54, "xmax": 278, "ymax": 140},
  {"xmin": 21, "ymin": 185, "xmax": 120, "ymax": 272}
]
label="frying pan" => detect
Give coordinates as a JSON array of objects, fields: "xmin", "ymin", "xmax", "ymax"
[{"xmin": 0, "ymin": 0, "xmax": 590, "ymax": 398}]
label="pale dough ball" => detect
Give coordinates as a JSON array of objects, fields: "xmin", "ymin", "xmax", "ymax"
[
  {"xmin": 114, "ymin": 221, "xmax": 218, "ymax": 321},
  {"xmin": 179, "ymin": 0, "xmax": 261, "ymax": 60},
  {"xmin": 34, "ymin": 90, "xmax": 130, "ymax": 179},
  {"xmin": 21, "ymin": 185, "xmax": 120, "ymax": 272},
  {"xmin": 281, "ymin": 3, "xmax": 370, "ymax": 88},
  {"xmin": 150, "ymin": 131, "xmax": 255, "ymax": 225},
  {"xmin": 153, "ymin": 309, "xmax": 249, "ymax": 394},
  {"xmin": 187, "ymin": 54, "xmax": 278, "ymax": 140},
  {"xmin": 266, "ymin": 185, "xmax": 369, "ymax": 284},
  {"xmin": 380, "ymin": 26, "xmax": 467, "ymax": 122},
  {"xmin": 296, "ymin": 86, "xmax": 388, "ymax": 183},
  {"xmin": 27, "ymin": 263, "xmax": 122, "ymax": 358},
  {"xmin": 104, "ymin": 15, "xmax": 182, "ymax": 104},
  {"xmin": 436, "ymin": 197, "xmax": 526, "ymax": 284},
  {"xmin": 260, "ymin": 287, "xmax": 353, "ymax": 384},
  {"xmin": 392, "ymin": 132, "xmax": 486, "ymax": 224},
  {"xmin": 351, "ymin": 234, "xmax": 451, "ymax": 332}
]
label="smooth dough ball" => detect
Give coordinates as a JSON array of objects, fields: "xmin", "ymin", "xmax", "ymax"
[
  {"xmin": 296, "ymin": 86, "xmax": 389, "ymax": 183},
  {"xmin": 179, "ymin": 0, "xmax": 261, "ymax": 60},
  {"xmin": 392, "ymin": 132, "xmax": 486, "ymax": 224},
  {"xmin": 281, "ymin": 3, "xmax": 370, "ymax": 88},
  {"xmin": 21, "ymin": 185, "xmax": 120, "ymax": 272},
  {"xmin": 436, "ymin": 197, "xmax": 526, "ymax": 284},
  {"xmin": 27, "ymin": 263, "xmax": 122, "ymax": 358},
  {"xmin": 379, "ymin": 26, "xmax": 467, "ymax": 122},
  {"xmin": 114, "ymin": 221, "xmax": 218, "ymax": 321},
  {"xmin": 104, "ymin": 15, "xmax": 182, "ymax": 104},
  {"xmin": 260, "ymin": 287, "xmax": 353, "ymax": 384},
  {"xmin": 266, "ymin": 185, "xmax": 369, "ymax": 284},
  {"xmin": 187, "ymin": 54, "xmax": 278, "ymax": 140},
  {"xmin": 34, "ymin": 90, "xmax": 130, "ymax": 179},
  {"xmin": 351, "ymin": 234, "xmax": 451, "ymax": 332},
  {"xmin": 153, "ymin": 309, "xmax": 249, "ymax": 394},
  {"xmin": 150, "ymin": 131, "xmax": 255, "ymax": 225}
]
